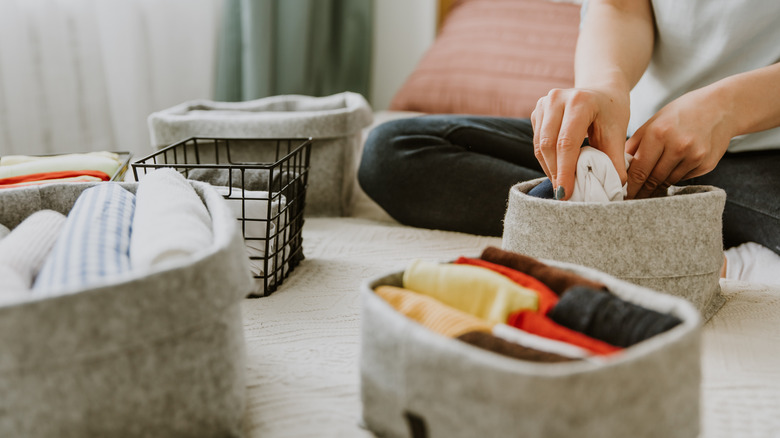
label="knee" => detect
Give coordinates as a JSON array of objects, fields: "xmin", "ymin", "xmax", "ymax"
[{"xmin": 358, "ymin": 119, "xmax": 409, "ymax": 196}]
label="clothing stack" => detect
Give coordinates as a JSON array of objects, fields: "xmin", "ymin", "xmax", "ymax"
[
  {"xmin": 0, "ymin": 152, "xmax": 125, "ymax": 188},
  {"xmin": 375, "ymin": 246, "xmax": 683, "ymax": 363},
  {"xmin": 0, "ymin": 169, "xmax": 212, "ymax": 301},
  {"xmin": 186, "ymin": 167, "xmax": 305, "ymax": 287}
]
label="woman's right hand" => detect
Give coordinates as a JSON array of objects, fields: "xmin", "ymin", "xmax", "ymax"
[{"xmin": 530, "ymin": 87, "xmax": 631, "ymax": 200}]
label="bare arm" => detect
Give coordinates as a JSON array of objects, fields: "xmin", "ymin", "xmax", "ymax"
[
  {"xmin": 531, "ymin": 0, "xmax": 654, "ymax": 200},
  {"xmin": 625, "ymin": 61, "xmax": 780, "ymax": 199}
]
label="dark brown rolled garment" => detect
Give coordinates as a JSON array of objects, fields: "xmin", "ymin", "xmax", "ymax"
[
  {"xmin": 457, "ymin": 331, "xmax": 577, "ymax": 363},
  {"xmin": 480, "ymin": 246, "xmax": 606, "ymax": 296}
]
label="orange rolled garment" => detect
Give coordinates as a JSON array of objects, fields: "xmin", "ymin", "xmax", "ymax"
[
  {"xmin": 375, "ymin": 285, "xmax": 495, "ymax": 338},
  {"xmin": 455, "ymin": 256, "xmax": 559, "ymax": 314}
]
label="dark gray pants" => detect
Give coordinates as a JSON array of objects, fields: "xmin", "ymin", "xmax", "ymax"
[{"xmin": 358, "ymin": 115, "xmax": 780, "ymax": 255}]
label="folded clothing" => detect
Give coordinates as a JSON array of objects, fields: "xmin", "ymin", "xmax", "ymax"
[
  {"xmin": 457, "ymin": 331, "xmax": 577, "ymax": 363},
  {"xmin": 187, "ymin": 168, "xmax": 298, "ymax": 193},
  {"xmin": 0, "ymin": 210, "xmax": 66, "ymax": 295},
  {"xmin": 0, "ymin": 151, "xmax": 120, "ymax": 166},
  {"xmin": 0, "ymin": 170, "xmax": 110, "ymax": 188},
  {"xmin": 455, "ymin": 257, "xmax": 559, "ymax": 314},
  {"xmin": 0, "ymin": 223, "xmax": 9, "ymax": 240},
  {"xmin": 0, "ymin": 153, "xmax": 120, "ymax": 180},
  {"xmin": 376, "ymin": 285, "xmax": 495, "ymax": 338},
  {"xmin": 211, "ymin": 185, "xmax": 290, "ymax": 281},
  {"xmin": 403, "ymin": 259, "xmax": 538, "ymax": 324},
  {"xmin": 548, "ymin": 286, "xmax": 683, "ymax": 348},
  {"xmin": 508, "ymin": 310, "xmax": 622, "ymax": 356},
  {"xmin": 480, "ymin": 246, "xmax": 606, "ymax": 296},
  {"xmin": 130, "ymin": 169, "xmax": 213, "ymax": 270},
  {"xmin": 33, "ymin": 184, "xmax": 135, "ymax": 295}
]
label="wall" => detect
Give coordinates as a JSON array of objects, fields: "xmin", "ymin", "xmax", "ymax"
[{"xmin": 370, "ymin": 0, "xmax": 436, "ymax": 111}]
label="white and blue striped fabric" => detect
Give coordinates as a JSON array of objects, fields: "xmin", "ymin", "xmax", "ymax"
[{"xmin": 33, "ymin": 183, "xmax": 135, "ymax": 295}]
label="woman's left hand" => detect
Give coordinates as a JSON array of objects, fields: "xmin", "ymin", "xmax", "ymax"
[{"xmin": 625, "ymin": 86, "xmax": 736, "ymax": 199}]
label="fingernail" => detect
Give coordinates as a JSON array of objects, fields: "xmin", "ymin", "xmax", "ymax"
[{"xmin": 555, "ymin": 186, "xmax": 565, "ymax": 200}]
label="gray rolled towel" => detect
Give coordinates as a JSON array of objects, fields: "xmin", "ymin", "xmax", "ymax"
[
  {"xmin": 187, "ymin": 168, "xmax": 298, "ymax": 193},
  {"xmin": 548, "ymin": 286, "xmax": 683, "ymax": 348}
]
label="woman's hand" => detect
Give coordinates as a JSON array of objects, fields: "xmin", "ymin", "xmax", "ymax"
[
  {"xmin": 625, "ymin": 86, "xmax": 735, "ymax": 199},
  {"xmin": 530, "ymin": 87, "xmax": 631, "ymax": 200}
]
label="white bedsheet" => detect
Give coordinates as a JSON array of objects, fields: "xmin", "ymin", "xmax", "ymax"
[{"xmin": 241, "ymin": 217, "xmax": 780, "ymax": 437}]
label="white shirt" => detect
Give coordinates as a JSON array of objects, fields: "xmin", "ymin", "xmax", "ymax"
[{"xmin": 584, "ymin": 0, "xmax": 780, "ymax": 152}]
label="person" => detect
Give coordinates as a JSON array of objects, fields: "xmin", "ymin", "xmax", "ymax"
[{"xmin": 358, "ymin": 0, "xmax": 780, "ymax": 282}]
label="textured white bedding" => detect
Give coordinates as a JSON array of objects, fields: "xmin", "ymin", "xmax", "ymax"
[{"xmin": 241, "ymin": 217, "xmax": 780, "ymax": 437}]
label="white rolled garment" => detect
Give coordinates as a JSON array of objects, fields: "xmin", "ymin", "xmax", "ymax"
[
  {"xmin": 34, "ymin": 185, "xmax": 135, "ymax": 296},
  {"xmin": 211, "ymin": 185, "xmax": 289, "ymax": 282},
  {"xmin": 569, "ymin": 146, "xmax": 633, "ymax": 202},
  {"xmin": 492, "ymin": 323, "xmax": 593, "ymax": 360},
  {"xmin": 130, "ymin": 168, "xmax": 213, "ymax": 270},
  {"xmin": 0, "ymin": 210, "xmax": 66, "ymax": 299}
]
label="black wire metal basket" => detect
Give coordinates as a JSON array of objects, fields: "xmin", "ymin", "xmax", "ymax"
[{"xmin": 132, "ymin": 137, "xmax": 312, "ymax": 297}]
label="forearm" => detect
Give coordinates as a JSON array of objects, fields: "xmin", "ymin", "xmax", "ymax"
[
  {"xmin": 712, "ymin": 62, "xmax": 780, "ymax": 137},
  {"xmin": 575, "ymin": 0, "xmax": 655, "ymax": 94}
]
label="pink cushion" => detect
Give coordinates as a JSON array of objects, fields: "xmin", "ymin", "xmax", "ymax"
[{"xmin": 389, "ymin": 0, "xmax": 580, "ymax": 118}]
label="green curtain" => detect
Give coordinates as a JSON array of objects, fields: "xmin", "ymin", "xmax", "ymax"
[{"xmin": 215, "ymin": 0, "xmax": 373, "ymax": 102}]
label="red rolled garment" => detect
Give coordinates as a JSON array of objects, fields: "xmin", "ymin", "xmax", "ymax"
[
  {"xmin": 508, "ymin": 310, "xmax": 622, "ymax": 356},
  {"xmin": 480, "ymin": 246, "xmax": 606, "ymax": 296},
  {"xmin": 455, "ymin": 256, "xmax": 559, "ymax": 314}
]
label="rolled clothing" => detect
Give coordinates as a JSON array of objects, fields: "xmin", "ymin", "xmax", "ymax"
[
  {"xmin": 130, "ymin": 169, "xmax": 212, "ymax": 270},
  {"xmin": 376, "ymin": 285, "xmax": 495, "ymax": 338},
  {"xmin": 569, "ymin": 146, "xmax": 631, "ymax": 202},
  {"xmin": 33, "ymin": 184, "xmax": 135, "ymax": 295},
  {"xmin": 528, "ymin": 178, "xmax": 555, "ymax": 199},
  {"xmin": 480, "ymin": 246, "xmax": 606, "ymax": 296},
  {"xmin": 0, "ymin": 210, "xmax": 66, "ymax": 295},
  {"xmin": 210, "ymin": 185, "xmax": 287, "ymax": 241},
  {"xmin": 403, "ymin": 259, "xmax": 538, "ymax": 324},
  {"xmin": 508, "ymin": 310, "xmax": 622, "ymax": 356},
  {"xmin": 455, "ymin": 256, "xmax": 559, "ymax": 314},
  {"xmin": 492, "ymin": 323, "xmax": 592, "ymax": 360},
  {"xmin": 457, "ymin": 331, "xmax": 578, "ymax": 363},
  {"xmin": 548, "ymin": 286, "xmax": 683, "ymax": 348},
  {"xmin": 0, "ymin": 154, "xmax": 120, "ymax": 180}
]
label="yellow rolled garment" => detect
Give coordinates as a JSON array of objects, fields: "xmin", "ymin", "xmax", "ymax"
[
  {"xmin": 375, "ymin": 285, "xmax": 494, "ymax": 338},
  {"xmin": 402, "ymin": 259, "xmax": 538, "ymax": 324},
  {"xmin": 0, "ymin": 153, "xmax": 121, "ymax": 179}
]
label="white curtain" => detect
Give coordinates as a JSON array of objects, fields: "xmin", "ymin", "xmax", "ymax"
[{"xmin": 0, "ymin": 0, "xmax": 223, "ymax": 159}]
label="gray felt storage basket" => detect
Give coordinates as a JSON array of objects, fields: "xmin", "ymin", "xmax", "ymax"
[
  {"xmin": 502, "ymin": 178, "xmax": 727, "ymax": 320},
  {"xmin": 0, "ymin": 182, "xmax": 253, "ymax": 437},
  {"xmin": 147, "ymin": 92, "xmax": 373, "ymax": 216},
  {"xmin": 361, "ymin": 261, "xmax": 702, "ymax": 438}
]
